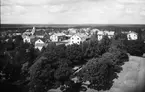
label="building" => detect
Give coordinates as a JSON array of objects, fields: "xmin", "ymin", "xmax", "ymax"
[
  {"xmin": 23, "ymin": 36, "xmax": 31, "ymax": 43},
  {"xmin": 31, "ymin": 27, "xmax": 36, "ymax": 35},
  {"xmin": 97, "ymin": 31, "xmax": 104, "ymax": 41},
  {"xmin": 50, "ymin": 33, "xmax": 66, "ymax": 42},
  {"xmin": 127, "ymin": 31, "xmax": 138, "ymax": 40},
  {"xmin": 34, "ymin": 39, "xmax": 45, "ymax": 51},
  {"xmin": 69, "ymin": 33, "xmax": 89, "ymax": 45},
  {"xmin": 22, "ymin": 27, "xmax": 35, "ymax": 43},
  {"xmin": 104, "ymin": 31, "xmax": 115, "ymax": 39},
  {"xmin": 50, "ymin": 34, "xmax": 58, "ymax": 42}
]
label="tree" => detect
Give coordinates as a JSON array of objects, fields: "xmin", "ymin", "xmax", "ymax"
[
  {"xmin": 125, "ymin": 40, "xmax": 145, "ymax": 56},
  {"xmin": 28, "ymin": 43, "xmax": 72, "ymax": 92},
  {"xmin": 98, "ymin": 35, "xmax": 111, "ymax": 55},
  {"xmin": 78, "ymin": 56, "xmax": 118, "ymax": 91},
  {"xmin": 66, "ymin": 44, "xmax": 86, "ymax": 66},
  {"xmin": 83, "ymin": 40, "xmax": 100, "ymax": 59}
]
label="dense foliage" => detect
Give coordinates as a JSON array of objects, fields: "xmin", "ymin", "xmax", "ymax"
[
  {"xmin": 0, "ymin": 36, "xmax": 39, "ymax": 91},
  {"xmin": 28, "ymin": 34, "xmax": 129, "ymax": 92}
]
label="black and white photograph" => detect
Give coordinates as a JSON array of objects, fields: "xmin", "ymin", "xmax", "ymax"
[{"xmin": 0, "ymin": 0, "xmax": 145, "ymax": 92}]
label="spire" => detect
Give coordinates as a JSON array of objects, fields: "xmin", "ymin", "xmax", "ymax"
[{"xmin": 31, "ymin": 26, "xmax": 35, "ymax": 35}]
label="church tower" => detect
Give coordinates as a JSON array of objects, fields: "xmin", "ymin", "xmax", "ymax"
[{"xmin": 31, "ymin": 26, "xmax": 35, "ymax": 35}]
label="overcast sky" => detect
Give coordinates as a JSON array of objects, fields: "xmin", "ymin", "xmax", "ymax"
[{"xmin": 1, "ymin": 0, "xmax": 145, "ymax": 24}]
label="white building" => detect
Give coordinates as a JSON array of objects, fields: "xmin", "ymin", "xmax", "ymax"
[
  {"xmin": 31, "ymin": 27, "xmax": 36, "ymax": 35},
  {"xmin": 127, "ymin": 31, "xmax": 138, "ymax": 40},
  {"xmin": 104, "ymin": 31, "xmax": 115, "ymax": 39},
  {"xmin": 50, "ymin": 34, "xmax": 58, "ymax": 42},
  {"xmin": 69, "ymin": 33, "xmax": 88, "ymax": 45},
  {"xmin": 97, "ymin": 31, "xmax": 104, "ymax": 41},
  {"xmin": 23, "ymin": 36, "xmax": 31, "ymax": 43},
  {"xmin": 50, "ymin": 33, "xmax": 65, "ymax": 42},
  {"xmin": 34, "ymin": 39, "xmax": 45, "ymax": 51}
]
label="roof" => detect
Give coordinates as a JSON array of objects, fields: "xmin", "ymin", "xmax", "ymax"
[
  {"xmin": 35, "ymin": 38, "xmax": 45, "ymax": 42},
  {"xmin": 34, "ymin": 30, "xmax": 46, "ymax": 36},
  {"xmin": 128, "ymin": 31, "xmax": 137, "ymax": 34},
  {"xmin": 31, "ymin": 38, "xmax": 46, "ymax": 44},
  {"xmin": 97, "ymin": 31, "xmax": 104, "ymax": 35},
  {"xmin": 52, "ymin": 33, "xmax": 66, "ymax": 36},
  {"xmin": 22, "ymin": 32, "xmax": 32, "ymax": 36},
  {"xmin": 104, "ymin": 31, "xmax": 115, "ymax": 35}
]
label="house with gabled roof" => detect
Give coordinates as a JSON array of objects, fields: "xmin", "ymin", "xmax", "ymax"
[
  {"xmin": 104, "ymin": 31, "xmax": 115, "ymax": 39},
  {"xmin": 34, "ymin": 38, "xmax": 45, "ymax": 51},
  {"xmin": 97, "ymin": 31, "xmax": 104, "ymax": 41},
  {"xmin": 68, "ymin": 33, "xmax": 89, "ymax": 45},
  {"xmin": 50, "ymin": 33, "xmax": 66, "ymax": 42}
]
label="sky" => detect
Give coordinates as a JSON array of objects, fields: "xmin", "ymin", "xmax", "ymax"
[{"xmin": 1, "ymin": 0, "xmax": 145, "ymax": 24}]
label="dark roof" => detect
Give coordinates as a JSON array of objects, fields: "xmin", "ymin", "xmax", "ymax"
[{"xmin": 34, "ymin": 30, "xmax": 46, "ymax": 36}]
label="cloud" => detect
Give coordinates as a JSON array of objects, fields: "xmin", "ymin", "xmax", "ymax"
[
  {"xmin": 1, "ymin": 0, "xmax": 145, "ymax": 24},
  {"xmin": 140, "ymin": 11, "xmax": 145, "ymax": 16},
  {"xmin": 1, "ymin": 0, "xmax": 51, "ymax": 6},
  {"xmin": 117, "ymin": 0, "xmax": 145, "ymax": 4},
  {"xmin": 43, "ymin": 4, "xmax": 64, "ymax": 13},
  {"xmin": 1, "ymin": 5, "xmax": 26, "ymax": 16}
]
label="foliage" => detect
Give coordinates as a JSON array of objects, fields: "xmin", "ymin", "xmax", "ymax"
[
  {"xmin": 0, "ymin": 37, "xmax": 39, "ymax": 89},
  {"xmin": 66, "ymin": 44, "xmax": 86, "ymax": 66},
  {"xmin": 76, "ymin": 38, "xmax": 129, "ymax": 91},
  {"xmin": 83, "ymin": 40, "xmax": 100, "ymax": 59},
  {"xmin": 78, "ymin": 54, "xmax": 118, "ymax": 91},
  {"xmin": 28, "ymin": 43, "xmax": 73, "ymax": 92},
  {"xmin": 125, "ymin": 40, "xmax": 145, "ymax": 56},
  {"xmin": 98, "ymin": 35, "xmax": 111, "ymax": 55}
]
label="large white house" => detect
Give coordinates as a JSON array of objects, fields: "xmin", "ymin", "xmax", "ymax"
[
  {"xmin": 104, "ymin": 31, "xmax": 115, "ymax": 39},
  {"xmin": 50, "ymin": 33, "xmax": 66, "ymax": 42},
  {"xmin": 69, "ymin": 33, "xmax": 88, "ymax": 45},
  {"xmin": 97, "ymin": 31, "xmax": 104, "ymax": 41},
  {"xmin": 34, "ymin": 39, "xmax": 45, "ymax": 51},
  {"xmin": 127, "ymin": 31, "xmax": 138, "ymax": 40},
  {"xmin": 23, "ymin": 36, "xmax": 31, "ymax": 43},
  {"xmin": 97, "ymin": 30, "xmax": 115, "ymax": 41}
]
